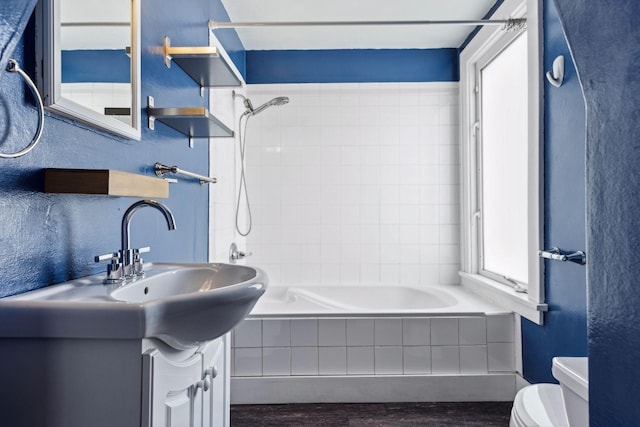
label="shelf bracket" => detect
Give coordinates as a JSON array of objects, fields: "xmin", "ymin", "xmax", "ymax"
[{"xmin": 148, "ymin": 96, "xmax": 155, "ymax": 130}]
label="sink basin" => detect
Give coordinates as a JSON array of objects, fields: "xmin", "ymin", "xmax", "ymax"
[{"xmin": 0, "ymin": 262, "xmax": 267, "ymax": 349}]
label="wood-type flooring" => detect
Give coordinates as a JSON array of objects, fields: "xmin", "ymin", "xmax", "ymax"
[{"xmin": 230, "ymin": 402, "xmax": 513, "ymax": 426}]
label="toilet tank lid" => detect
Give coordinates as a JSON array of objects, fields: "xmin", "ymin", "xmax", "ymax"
[{"xmin": 552, "ymin": 357, "xmax": 588, "ymax": 401}]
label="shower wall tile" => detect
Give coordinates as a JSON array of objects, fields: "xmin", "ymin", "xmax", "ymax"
[{"xmin": 245, "ymin": 82, "xmax": 461, "ymax": 288}]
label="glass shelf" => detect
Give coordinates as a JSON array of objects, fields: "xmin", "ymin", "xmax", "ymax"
[{"xmin": 147, "ymin": 96, "xmax": 233, "ymax": 147}]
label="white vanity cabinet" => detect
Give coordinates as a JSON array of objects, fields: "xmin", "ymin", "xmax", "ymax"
[
  {"xmin": 201, "ymin": 337, "xmax": 230, "ymax": 427},
  {"xmin": 142, "ymin": 336, "xmax": 230, "ymax": 427}
]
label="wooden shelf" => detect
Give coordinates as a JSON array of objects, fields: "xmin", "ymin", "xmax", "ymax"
[{"xmin": 44, "ymin": 169, "xmax": 169, "ymax": 198}]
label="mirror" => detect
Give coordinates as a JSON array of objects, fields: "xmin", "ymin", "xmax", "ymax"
[{"xmin": 36, "ymin": 0, "xmax": 141, "ymax": 140}]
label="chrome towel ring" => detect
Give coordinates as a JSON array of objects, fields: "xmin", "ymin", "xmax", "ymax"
[{"xmin": 1, "ymin": 59, "xmax": 45, "ymax": 158}]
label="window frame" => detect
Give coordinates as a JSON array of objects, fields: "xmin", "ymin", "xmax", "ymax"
[{"xmin": 459, "ymin": 0, "xmax": 547, "ymax": 325}]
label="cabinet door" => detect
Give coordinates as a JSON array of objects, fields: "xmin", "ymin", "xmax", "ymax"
[
  {"xmin": 200, "ymin": 334, "xmax": 230, "ymax": 427},
  {"xmin": 142, "ymin": 348, "xmax": 205, "ymax": 427}
]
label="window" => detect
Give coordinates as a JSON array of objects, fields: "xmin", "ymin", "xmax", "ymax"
[
  {"xmin": 459, "ymin": 0, "xmax": 546, "ymax": 324},
  {"xmin": 478, "ymin": 32, "xmax": 529, "ymax": 287}
]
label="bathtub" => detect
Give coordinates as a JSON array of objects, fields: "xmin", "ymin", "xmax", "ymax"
[
  {"xmin": 232, "ymin": 284, "xmax": 520, "ymax": 404},
  {"xmin": 250, "ymin": 283, "xmax": 507, "ymax": 317}
]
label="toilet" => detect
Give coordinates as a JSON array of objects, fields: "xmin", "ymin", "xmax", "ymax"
[{"xmin": 510, "ymin": 357, "xmax": 589, "ymax": 427}]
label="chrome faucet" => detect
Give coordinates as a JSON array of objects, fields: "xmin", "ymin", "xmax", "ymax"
[
  {"xmin": 121, "ymin": 200, "xmax": 176, "ymax": 277},
  {"xmin": 95, "ymin": 199, "xmax": 176, "ymax": 283}
]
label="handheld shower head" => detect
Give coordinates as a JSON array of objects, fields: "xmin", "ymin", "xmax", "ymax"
[
  {"xmin": 251, "ymin": 96, "xmax": 289, "ymax": 115},
  {"xmin": 233, "ymin": 91, "xmax": 290, "ymax": 116}
]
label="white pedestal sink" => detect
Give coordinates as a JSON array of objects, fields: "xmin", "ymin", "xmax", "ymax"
[{"xmin": 0, "ymin": 262, "xmax": 267, "ymax": 349}]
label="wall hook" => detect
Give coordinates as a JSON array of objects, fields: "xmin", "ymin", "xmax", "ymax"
[{"xmin": 546, "ymin": 55, "xmax": 565, "ymax": 88}]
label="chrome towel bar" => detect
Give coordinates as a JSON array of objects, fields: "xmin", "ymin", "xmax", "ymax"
[
  {"xmin": 154, "ymin": 162, "xmax": 217, "ymax": 184},
  {"xmin": 539, "ymin": 247, "xmax": 586, "ymax": 265}
]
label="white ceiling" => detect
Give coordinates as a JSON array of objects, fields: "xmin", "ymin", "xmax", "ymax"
[{"xmin": 219, "ymin": 0, "xmax": 498, "ymax": 50}]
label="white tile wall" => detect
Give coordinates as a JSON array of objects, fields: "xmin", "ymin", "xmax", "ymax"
[
  {"xmin": 431, "ymin": 346, "xmax": 460, "ymax": 374},
  {"xmin": 244, "ymin": 82, "xmax": 460, "ymax": 287},
  {"xmin": 291, "ymin": 319, "xmax": 318, "ymax": 347},
  {"xmin": 459, "ymin": 317, "xmax": 487, "ymax": 345},
  {"xmin": 460, "ymin": 345, "xmax": 489, "ymax": 374},
  {"xmin": 319, "ymin": 347, "xmax": 347, "ymax": 375},
  {"xmin": 232, "ymin": 315, "xmax": 514, "ymax": 378},
  {"xmin": 374, "ymin": 319, "xmax": 403, "ymax": 346},
  {"xmin": 488, "ymin": 342, "xmax": 516, "ymax": 372},
  {"xmin": 431, "ymin": 318, "xmax": 459, "ymax": 346},
  {"xmin": 402, "ymin": 318, "xmax": 430, "ymax": 346},
  {"xmin": 291, "ymin": 347, "xmax": 319, "ymax": 375},
  {"xmin": 319, "ymin": 319, "xmax": 346, "ymax": 346},
  {"xmin": 487, "ymin": 314, "xmax": 515, "ymax": 343},
  {"xmin": 263, "ymin": 347, "xmax": 291, "ymax": 376},
  {"xmin": 403, "ymin": 346, "xmax": 431, "ymax": 374},
  {"xmin": 234, "ymin": 348, "xmax": 263, "ymax": 377},
  {"xmin": 209, "ymin": 86, "xmax": 244, "ymax": 264},
  {"xmin": 347, "ymin": 346, "xmax": 375, "ymax": 375},
  {"xmin": 375, "ymin": 347, "xmax": 404, "ymax": 374},
  {"xmin": 234, "ymin": 319, "xmax": 262, "ymax": 347},
  {"xmin": 263, "ymin": 320, "xmax": 291, "ymax": 347},
  {"xmin": 346, "ymin": 319, "xmax": 374, "ymax": 346}
]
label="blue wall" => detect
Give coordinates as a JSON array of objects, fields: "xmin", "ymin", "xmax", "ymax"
[
  {"xmin": 0, "ymin": 0, "xmax": 243, "ymax": 298},
  {"xmin": 552, "ymin": 0, "xmax": 640, "ymax": 424},
  {"xmin": 246, "ymin": 49, "xmax": 459, "ymax": 84},
  {"xmin": 520, "ymin": 0, "xmax": 588, "ymax": 383}
]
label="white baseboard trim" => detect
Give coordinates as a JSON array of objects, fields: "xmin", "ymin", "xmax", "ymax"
[{"xmin": 231, "ymin": 374, "xmax": 517, "ymax": 404}]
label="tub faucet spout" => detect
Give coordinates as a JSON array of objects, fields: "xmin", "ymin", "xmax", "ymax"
[{"xmin": 121, "ymin": 199, "xmax": 176, "ymax": 278}]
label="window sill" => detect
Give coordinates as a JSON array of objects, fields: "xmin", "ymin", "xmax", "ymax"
[{"xmin": 459, "ymin": 272, "xmax": 547, "ymax": 325}]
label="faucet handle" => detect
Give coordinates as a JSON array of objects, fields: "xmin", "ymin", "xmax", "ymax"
[
  {"xmin": 94, "ymin": 252, "xmax": 119, "ymax": 263},
  {"xmin": 229, "ymin": 242, "xmax": 252, "ymax": 262},
  {"xmin": 94, "ymin": 252, "xmax": 125, "ymax": 284},
  {"xmin": 133, "ymin": 246, "xmax": 151, "ymax": 277}
]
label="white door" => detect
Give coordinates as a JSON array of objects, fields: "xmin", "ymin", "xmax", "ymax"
[{"xmin": 142, "ymin": 348, "xmax": 205, "ymax": 427}]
